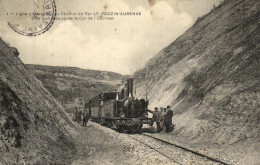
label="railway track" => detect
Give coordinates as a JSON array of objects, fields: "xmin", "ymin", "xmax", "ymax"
[
  {"xmin": 129, "ymin": 135, "xmax": 182, "ymax": 165},
  {"xmin": 90, "ymin": 121, "xmax": 232, "ymax": 164},
  {"xmin": 142, "ymin": 134, "xmax": 230, "ymax": 165},
  {"xmin": 129, "ymin": 133, "xmax": 231, "ymax": 165}
]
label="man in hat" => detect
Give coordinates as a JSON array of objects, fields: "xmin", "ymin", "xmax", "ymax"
[
  {"xmin": 163, "ymin": 108, "xmax": 167, "ymax": 115},
  {"xmin": 159, "ymin": 107, "xmax": 165, "ymax": 131},
  {"xmin": 82, "ymin": 110, "xmax": 90, "ymax": 127},
  {"xmin": 152, "ymin": 107, "xmax": 162, "ymax": 132},
  {"xmin": 164, "ymin": 105, "xmax": 173, "ymax": 133},
  {"xmin": 77, "ymin": 108, "xmax": 82, "ymax": 124}
]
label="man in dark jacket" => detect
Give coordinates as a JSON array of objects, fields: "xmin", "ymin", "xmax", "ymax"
[
  {"xmin": 152, "ymin": 107, "xmax": 162, "ymax": 132},
  {"xmin": 77, "ymin": 110, "xmax": 82, "ymax": 124},
  {"xmin": 164, "ymin": 105, "xmax": 173, "ymax": 133},
  {"xmin": 82, "ymin": 111, "xmax": 89, "ymax": 127}
]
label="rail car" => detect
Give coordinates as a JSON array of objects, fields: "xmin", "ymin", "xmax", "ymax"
[{"xmin": 85, "ymin": 78, "xmax": 152, "ymax": 133}]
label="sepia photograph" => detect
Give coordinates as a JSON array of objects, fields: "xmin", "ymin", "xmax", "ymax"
[{"xmin": 0, "ymin": 0, "xmax": 259, "ymax": 164}]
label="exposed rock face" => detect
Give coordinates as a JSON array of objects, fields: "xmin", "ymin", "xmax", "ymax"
[
  {"xmin": 134, "ymin": 0, "xmax": 259, "ymax": 162},
  {"xmin": 0, "ymin": 38, "xmax": 76, "ymax": 164}
]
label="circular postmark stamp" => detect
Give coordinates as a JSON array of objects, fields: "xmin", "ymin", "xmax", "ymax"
[{"xmin": 6, "ymin": 0, "xmax": 56, "ymax": 36}]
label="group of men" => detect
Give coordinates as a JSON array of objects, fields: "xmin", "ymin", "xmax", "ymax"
[
  {"xmin": 74, "ymin": 107, "xmax": 90, "ymax": 127},
  {"xmin": 74, "ymin": 105, "xmax": 174, "ymax": 131},
  {"xmin": 152, "ymin": 105, "xmax": 174, "ymax": 133}
]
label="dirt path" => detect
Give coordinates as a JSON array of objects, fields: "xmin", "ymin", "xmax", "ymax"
[
  {"xmin": 70, "ymin": 122, "xmax": 234, "ymax": 165},
  {"xmin": 70, "ymin": 123, "xmax": 135, "ymax": 165}
]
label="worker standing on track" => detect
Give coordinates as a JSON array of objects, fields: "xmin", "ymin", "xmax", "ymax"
[
  {"xmin": 164, "ymin": 105, "xmax": 173, "ymax": 133},
  {"xmin": 152, "ymin": 107, "xmax": 162, "ymax": 132},
  {"xmin": 82, "ymin": 110, "xmax": 89, "ymax": 127},
  {"xmin": 77, "ymin": 109, "xmax": 82, "ymax": 124},
  {"xmin": 159, "ymin": 107, "xmax": 165, "ymax": 131},
  {"xmin": 163, "ymin": 108, "xmax": 167, "ymax": 115}
]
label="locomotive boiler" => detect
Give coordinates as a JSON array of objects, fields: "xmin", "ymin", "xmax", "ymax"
[{"xmin": 85, "ymin": 78, "xmax": 152, "ymax": 133}]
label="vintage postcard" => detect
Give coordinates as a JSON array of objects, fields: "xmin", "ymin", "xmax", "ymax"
[{"xmin": 0, "ymin": 0, "xmax": 259, "ymax": 164}]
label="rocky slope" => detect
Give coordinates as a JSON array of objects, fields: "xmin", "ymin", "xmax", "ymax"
[
  {"xmin": 0, "ymin": 38, "xmax": 77, "ymax": 164},
  {"xmin": 134, "ymin": 0, "xmax": 259, "ymax": 164},
  {"xmin": 26, "ymin": 65, "xmax": 124, "ymax": 112}
]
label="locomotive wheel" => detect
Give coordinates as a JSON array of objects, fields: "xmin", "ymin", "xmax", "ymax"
[
  {"xmin": 106, "ymin": 122, "xmax": 112, "ymax": 128},
  {"xmin": 116, "ymin": 126, "xmax": 123, "ymax": 133},
  {"xmin": 137, "ymin": 125, "xmax": 143, "ymax": 134},
  {"xmin": 100, "ymin": 117, "xmax": 105, "ymax": 125},
  {"xmin": 129, "ymin": 124, "xmax": 142, "ymax": 134},
  {"xmin": 139, "ymin": 124, "xmax": 143, "ymax": 129},
  {"xmin": 111, "ymin": 121, "xmax": 117, "ymax": 130},
  {"xmin": 117, "ymin": 126, "xmax": 128, "ymax": 133}
]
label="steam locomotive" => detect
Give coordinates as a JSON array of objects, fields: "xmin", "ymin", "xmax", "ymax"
[{"xmin": 85, "ymin": 78, "xmax": 152, "ymax": 133}]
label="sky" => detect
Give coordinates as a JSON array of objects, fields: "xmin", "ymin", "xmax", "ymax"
[{"xmin": 0, "ymin": 0, "xmax": 221, "ymax": 75}]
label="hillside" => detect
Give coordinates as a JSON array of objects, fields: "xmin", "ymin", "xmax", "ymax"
[
  {"xmin": 134, "ymin": 0, "xmax": 260, "ymax": 164},
  {"xmin": 26, "ymin": 65, "xmax": 124, "ymax": 112},
  {"xmin": 0, "ymin": 38, "xmax": 78, "ymax": 163}
]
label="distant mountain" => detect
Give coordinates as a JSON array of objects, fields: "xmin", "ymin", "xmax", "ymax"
[
  {"xmin": 26, "ymin": 64, "xmax": 125, "ymax": 112},
  {"xmin": 134, "ymin": 0, "xmax": 259, "ymax": 164}
]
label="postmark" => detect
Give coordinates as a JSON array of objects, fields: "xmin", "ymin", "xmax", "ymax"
[{"xmin": 7, "ymin": 0, "xmax": 57, "ymax": 37}]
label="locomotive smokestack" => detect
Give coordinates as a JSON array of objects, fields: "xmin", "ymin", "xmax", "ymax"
[{"xmin": 126, "ymin": 78, "xmax": 133, "ymax": 98}]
